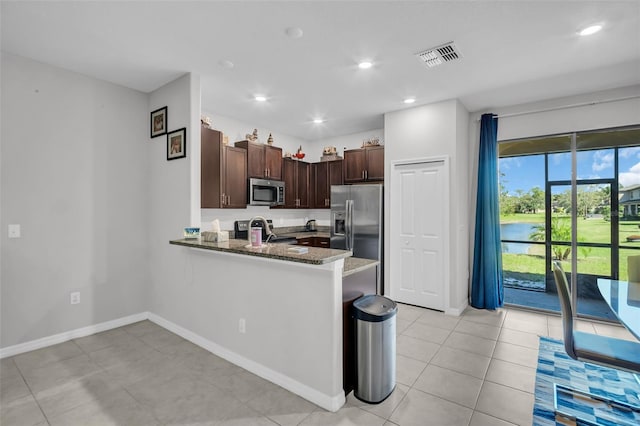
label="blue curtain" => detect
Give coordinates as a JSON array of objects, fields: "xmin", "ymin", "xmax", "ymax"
[{"xmin": 471, "ymin": 113, "xmax": 503, "ymax": 309}]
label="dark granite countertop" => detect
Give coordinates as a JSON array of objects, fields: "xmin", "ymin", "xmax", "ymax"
[{"xmin": 170, "ymin": 238, "xmax": 351, "ymax": 265}]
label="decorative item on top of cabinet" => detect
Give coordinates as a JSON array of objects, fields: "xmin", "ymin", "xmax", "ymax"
[
  {"xmin": 343, "ymin": 145, "xmax": 384, "ymax": 183},
  {"xmin": 235, "ymin": 140, "xmax": 283, "ymax": 180},
  {"xmin": 282, "ymin": 158, "xmax": 310, "ymax": 208},
  {"xmin": 312, "ymin": 160, "xmax": 343, "ymax": 208},
  {"xmin": 202, "ymin": 127, "xmax": 247, "ymax": 208},
  {"xmin": 246, "ymin": 128, "xmax": 259, "ymax": 142},
  {"xmin": 267, "ymin": 133, "xmax": 274, "ymax": 145}
]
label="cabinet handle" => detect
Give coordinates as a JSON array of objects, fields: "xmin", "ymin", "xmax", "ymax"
[
  {"xmin": 362, "ymin": 170, "xmax": 365, "ymax": 179},
  {"xmin": 227, "ymin": 195, "xmax": 230, "ymax": 205},
  {"xmin": 221, "ymin": 194, "xmax": 226, "ymax": 205},
  {"xmin": 365, "ymin": 170, "xmax": 368, "ymax": 180}
]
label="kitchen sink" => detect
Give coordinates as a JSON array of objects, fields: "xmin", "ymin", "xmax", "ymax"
[{"xmin": 267, "ymin": 236, "xmax": 298, "ymax": 244}]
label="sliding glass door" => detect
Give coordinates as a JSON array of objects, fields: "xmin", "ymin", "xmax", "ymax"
[{"xmin": 499, "ymin": 126, "xmax": 640, "ymax": 321}]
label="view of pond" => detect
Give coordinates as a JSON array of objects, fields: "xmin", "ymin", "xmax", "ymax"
[{"xmin": 500, "ymin": 223, "xmax": 538, "ymax": 254}]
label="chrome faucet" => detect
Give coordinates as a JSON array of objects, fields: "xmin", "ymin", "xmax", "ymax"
[{"xmin": 248, "ymin": 216, "xmax": 276, "ymax": 244}]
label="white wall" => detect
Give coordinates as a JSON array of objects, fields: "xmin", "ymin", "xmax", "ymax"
[
  {"xmin": 147, "ymin": 73, "xmax": 199, "ymax": 323},
  {"xmin": 384, "ymin": 99, "xmax": 470, "ymax": 313},
  {"xmin": 467, "ymin": 85, "xmax": 640, "ymax": 304},
  {"xmin": 0, "ymin": 53, "xmax": 150, "ymax": 347},
  {"xmin": 316, "ymin": 128, "xmax": 384, "ymax": 160}
]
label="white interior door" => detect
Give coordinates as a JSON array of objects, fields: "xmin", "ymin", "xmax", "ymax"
[{"xmin": 390, "ymin": 160, "xmax": 448, "ymax": 310}]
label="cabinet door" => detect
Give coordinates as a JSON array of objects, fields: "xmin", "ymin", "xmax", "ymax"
[
  {"xmin": 201, "ymin": 128, "xmax": 223, "ymax": 208},
  {"xmin": 282, "ymin": 158, "xmax": 297, "ymax": 208},
  {"xmin": 315, "ymin": 237, "xmax": 330, "ymax": 248},
  {"xmin": 265, "ymin": 146, "xmax": 283, "ymax": 180},
  {"xmin": 344, "ymin": 149, "xmax": 366, "ymax": 183},
  {"xmin": 246, "ymin": 142, "xmax": 265, "ymax": 178},
  {"xmin": 366, "ymin": 146, "xmax": 384, "ymax": 181},
  {"xmin": 328, "ymin": 159, "xmax": 344, "ymax": 201},
  {"xmin": 313, "ymin": 162, "xmax": 329, "ymax": 208},
  {"xmin": 223, "ymin": 146, "xmax": 247, "ymax": 208},
  {"xmin": 297, "ymin": 237, "xmax": 312, "ymax": 246},
  {"xmin": 296, "ymin": 161, "xmax": 310, "ymax": 208}
]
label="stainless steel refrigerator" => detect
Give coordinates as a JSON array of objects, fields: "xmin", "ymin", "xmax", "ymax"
[{"xmin": 331, "ymin": 184, "xmax": 383, "ymax": 294}]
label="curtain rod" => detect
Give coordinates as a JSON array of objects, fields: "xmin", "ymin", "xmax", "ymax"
[{"xmin": 476, "ymin": 94, "xmax": 640, "ymax": 121}]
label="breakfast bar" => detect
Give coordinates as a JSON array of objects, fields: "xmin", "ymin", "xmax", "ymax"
[{"xmin": 168, "ymin": 237, "xmax": 378, "ymax": 412}]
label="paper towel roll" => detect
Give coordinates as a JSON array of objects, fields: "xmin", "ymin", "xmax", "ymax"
[{"xmin": 211, "ymin": 219, "xmax": 220, "ymax": 232}]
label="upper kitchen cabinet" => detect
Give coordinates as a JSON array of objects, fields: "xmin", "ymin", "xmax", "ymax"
[
  {"xmin": 312, "ymin": 160, "xmax": 343, "ymax": 208},
  {"xmin": 343, "ymin": 146, "xmax": 384, "ymax": 183},
  {"xmin": 282, "ymin": 158, "xmax": 310, "ymax": 208},
  {"xmin": 235, "ymin": 140, "xmax": 283, "ymax": 180},
  {"xmin": 202, "ymin": 127, "xmax": 247, "ymax": 208}
]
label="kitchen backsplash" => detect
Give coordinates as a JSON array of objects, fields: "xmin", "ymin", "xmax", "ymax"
[{"xmin": 201, "ymin": 206, "xmax": 331, "ymax": 232}]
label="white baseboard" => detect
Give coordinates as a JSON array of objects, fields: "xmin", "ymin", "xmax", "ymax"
[
  {"xmin": 0, "ymin": 311, "xmax": 346, "ymax": 412},
  {"xmin": 446, "ymin": 300, "xmax": 468, "ymax": 316},
  {"xmin": 148, "ymin": 312, "xmax": 346, "ymax": 412},
  {"xmin": 0, "ymin": 312, "xmax": 149, "ymax": 359}
]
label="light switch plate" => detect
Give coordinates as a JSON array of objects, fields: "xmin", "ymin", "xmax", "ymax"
[{"xmin": 8, "ymin": 224, "xmax": 20, "ymax": 238}]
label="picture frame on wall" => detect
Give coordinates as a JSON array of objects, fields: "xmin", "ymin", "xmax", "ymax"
[
  {"xmin": 150, "ymin": 106, "xmax": 168, "ymax": 138},
  {"xmin": 167, "ymin": 127, "xmax": 187, "ymax": 160}
]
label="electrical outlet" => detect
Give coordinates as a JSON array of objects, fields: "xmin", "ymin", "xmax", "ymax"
[
  {"xmin": 239, "ymin": 318, "xmax": 246, "ymax": 334},
  {"xmin": 70, "ymin": 292, "xmax": 80, "ymax": 305}
]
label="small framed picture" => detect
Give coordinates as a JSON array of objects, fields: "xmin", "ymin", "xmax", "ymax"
[
  {"xmin": 167, "ymin": 127, "xmax": 187, "ymax": 160},
  {"xmin": 150, "ymin": 106, "xmax": 168, "ymax": 138}
]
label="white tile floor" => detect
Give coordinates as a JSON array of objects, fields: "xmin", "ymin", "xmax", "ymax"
[{"xmin": 0, "ymin": 305, "xmax": 636, "ymax": 425}]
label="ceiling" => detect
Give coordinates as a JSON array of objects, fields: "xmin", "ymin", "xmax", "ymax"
[{"xmin": 2, "ymin": 1, "xmax": 639, "ymax": 142}]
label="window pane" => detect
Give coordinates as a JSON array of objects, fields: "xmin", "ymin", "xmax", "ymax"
[
  {"xmin": 502, "ymin": 243, "xmax": 545, "ymax": 291},
  {"xmin": 576, "ymin": 184, "xmax": 610, "ymax": 244},
  {"xmin": 576, "ymin": 246, "xmax": 610, "ymax": 276},
  {"xmin": 577, "ymin": 149, "xmax": 614, "ymax": 179},
  {"xmin": 618, "ymin": 248, "xmax": 640, "ymax": 281},
  {"xmin": 548, "ymin": 152, "xmax": 572, "ymax": 181}
]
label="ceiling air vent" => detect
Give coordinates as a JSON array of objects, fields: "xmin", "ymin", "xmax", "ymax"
[{"xmin": 416, "ymin": 42, "xmax": 462, "ymax": 68}]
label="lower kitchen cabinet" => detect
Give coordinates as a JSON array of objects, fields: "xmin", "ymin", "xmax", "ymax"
[
  {"xmin": 297, "ymin": 237, "xmax": 330, "ymax": 248},
  {"xmin": 282, "ymin": 158, "xmax": 310, "ymax": 208},
  {"xmin": 201, "ymin": 127, "xmax": 247, "ymax": 208}
]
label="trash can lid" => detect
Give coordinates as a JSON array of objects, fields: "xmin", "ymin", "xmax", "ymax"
[{"xmin": 353, "ymin": 295, "xmax": 397, "ymax": 322}]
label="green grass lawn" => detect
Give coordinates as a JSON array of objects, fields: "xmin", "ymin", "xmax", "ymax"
[{"xmin": 501, "ymin": 213, "xmax": 640, "ymax": 280}]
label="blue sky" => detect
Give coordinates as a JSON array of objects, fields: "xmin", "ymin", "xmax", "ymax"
[{"xmin": 499, "ymin": 147, "xmax": 640, "ymax": 194}]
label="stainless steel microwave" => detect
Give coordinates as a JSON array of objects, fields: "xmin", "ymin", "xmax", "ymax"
[{"xmin": 249, "ymin": 178, "xmax": 285, "ymax": 206}]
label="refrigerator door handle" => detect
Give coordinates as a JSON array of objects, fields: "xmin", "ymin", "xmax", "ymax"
[{"xmin": 346, "ymin": 199, "xmax": 354, "ymax": 251}]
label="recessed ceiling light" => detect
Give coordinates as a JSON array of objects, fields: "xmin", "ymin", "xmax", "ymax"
[
  {"xmin": 579, "ymin": 24, "xmax": 602, "ymax": 36},
  {"xmin": 313, "ymin": 118, "xmax": 324, "ymax": 124},
  {"xmin": 358, "ymin": 61, "xmax": 373, "ymax": 69},
  {"xmin": 285, "ymin": 27, "xmax": 304, "ymax": 39},
  {"xmin": 254, "ymin": 95, "xmax": 267, "ymax": 102},
  {"xmin": 403, "ymin": 98, "xmax": 416, "ymax": 104}
]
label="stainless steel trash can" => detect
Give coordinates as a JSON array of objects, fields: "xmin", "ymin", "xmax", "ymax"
[{"xmin": 353, "ymin": 295, "xmax": 397, "ymax": 403}]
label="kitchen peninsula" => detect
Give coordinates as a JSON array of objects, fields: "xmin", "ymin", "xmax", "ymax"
[{"xmin": 168, "ymin": 236, "xmax": 378, "ymax": 412}]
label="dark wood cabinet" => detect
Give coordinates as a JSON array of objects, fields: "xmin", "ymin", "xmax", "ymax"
[
  {"xmin": 234, "ymin": 140, "xmax": 283, "ymax": 180},
  {"xmin": 201, "ymin": 127, "xmax": 247, "ymax": 208},
  {"xmin": 344, "ymin": 146, "xmax": 384, "ymax": 183},
  {"xmin": 282, "ymin": 158, "xmax": 310, "ymax": 208},
  {"xmin": 297, "ymin": 236, "xmax": 330, "ymax": 248},
  {"xmin": 312, "ymin": 160, "xmax": 343, "ymax": 208}
]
